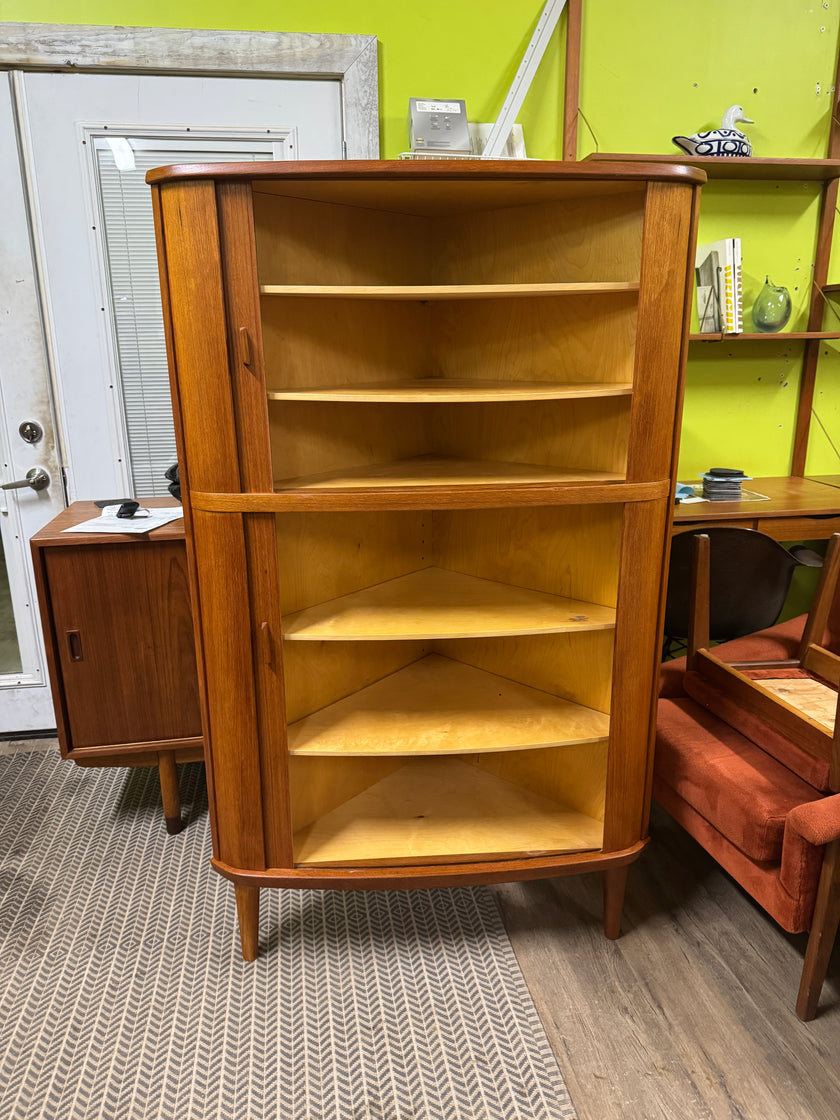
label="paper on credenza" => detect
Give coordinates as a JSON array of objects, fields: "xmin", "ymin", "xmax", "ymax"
[{"xmin": 62, "ymin": 506, "xmax": 184, "ymax": 535}]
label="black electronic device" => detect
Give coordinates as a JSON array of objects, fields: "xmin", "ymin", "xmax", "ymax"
[{"xmin": 94, "ymin": 498, "xmax": 134, "ymax": 508}]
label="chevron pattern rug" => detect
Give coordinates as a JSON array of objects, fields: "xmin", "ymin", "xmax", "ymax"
[{"xmin": 0, "ymin": 748, "xmax": 577, "ymax": 1120}]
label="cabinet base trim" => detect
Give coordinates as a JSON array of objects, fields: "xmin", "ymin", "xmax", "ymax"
[{"xmin": 210, "ymin": 840, "xmax": 647, "ymax": 891}]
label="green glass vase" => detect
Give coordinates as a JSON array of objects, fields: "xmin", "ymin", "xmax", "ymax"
[{"xmin": 752, "ymin": 276, "xmax": 792, "ymax": 333}]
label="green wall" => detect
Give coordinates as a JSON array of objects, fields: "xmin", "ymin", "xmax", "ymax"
[{"xmin": 3, "ymin": 0, "xmax": 840, "ymax": 479}]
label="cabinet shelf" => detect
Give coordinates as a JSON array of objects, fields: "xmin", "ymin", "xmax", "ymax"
[
  {"xmin": 585, "ymin": 153, "xmax": 840, "ymax": 181},
  {"xmin": 275, "ymin": 454, "xmax": 624, "ymax": 493},
  {"xmin": 267, "ymin": 378, "xmax": 634, "ymax": 403},
  {"xmin": 292, "ymin": 756, "xmax": 604, "ymax": 867},
  {"xmin": 259, "ymin": 282, "xmax": 640, "ymax": 300},
  {"xmin": 283, "ymin": 566, "xmax": 617, "ymax": 641},
  {"xmin": 286, "ymin": 653, "xmax": 610, "ymax": 757},
  {"xmin": 689, "ymin": 331, "xmax": 840, "ymax": 342}
]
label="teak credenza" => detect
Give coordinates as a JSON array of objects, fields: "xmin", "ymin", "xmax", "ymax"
[
  {"xmin": 147, "ymin": 159, "xmax": 703, "ymax": 958},
  {"xmin": 30, "ymin": 500, "xmax": 203, "ymax": 833}
]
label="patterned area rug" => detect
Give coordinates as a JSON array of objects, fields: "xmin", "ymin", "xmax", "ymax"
[{"xmin": 0, "ymin": 749, "xmax": 577, "ymax": 1119}]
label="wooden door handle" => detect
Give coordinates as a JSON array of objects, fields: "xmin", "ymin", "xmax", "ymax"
[
  {"xmin": 239, "ymin": 327, "xmax": 252, "ymax": 366},
  {"xmin": 66, "ymin": 630, "xmax": 83, "ymax": 662}
]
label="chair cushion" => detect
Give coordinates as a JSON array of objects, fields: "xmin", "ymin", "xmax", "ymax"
[
  {"xmin": 654, "ymin": 777, "xmax": 819, "ymax": 933},
  {"xmin": 656, "ymin": 698, "xmax": 823, "ymax": 862},
  {"xmin": 682, "ymin": 670, "xmax": 831, "ymax": 791}
]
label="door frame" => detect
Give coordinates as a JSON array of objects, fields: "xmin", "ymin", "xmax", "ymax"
[
  {"xmin": 0, "ymin": 22, "xmax": 379, "ymax": 160},
  {"xmin": 0, "ymin": 22, "xmax": 377, "ymax": 733}
]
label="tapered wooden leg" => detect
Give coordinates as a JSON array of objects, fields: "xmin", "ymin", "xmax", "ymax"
[
  {"xmin": 235, "ymin": 884, "xmax": 261, "ymax": 961},
  {"xmin": 604, "ymin": 865, "xmax": 629, "ymax": 940},
  {"xmin": 157, "ymin": 751, "xmax": 183, "ymax": 835},
  {"xmin": 796, "ymin": 840, "xmax": 840, "ymax": 1020}
]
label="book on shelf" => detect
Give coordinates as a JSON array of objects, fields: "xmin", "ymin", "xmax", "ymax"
[{"xmin": 695, "ymin": 238, "xmax": 742, "ymax": 333}]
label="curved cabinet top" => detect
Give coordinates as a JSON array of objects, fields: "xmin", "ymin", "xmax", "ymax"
[{"xmin": 146, "ymin": 158, "xmax": 707, "ymax": 187}]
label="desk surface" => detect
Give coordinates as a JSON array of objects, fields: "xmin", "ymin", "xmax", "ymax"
[
  {"xmin": 31, "ymin": 498, "xmax": 185, "ymax": 547},
  {"xmin": 673, "ymin": 476, "xmax": 840, "ymax": 539}
]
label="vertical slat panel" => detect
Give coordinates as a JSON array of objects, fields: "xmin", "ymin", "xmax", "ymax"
[
  {"xmin": 191, "ymin": 509, "xmax": 266, "ymax": 870},
  {"xmin": 603, "ymin": 497, "xmax": 670, "ymax": 852},
  {"xmin": 792, "ymin": 177, "xmax": 839, "ymax": 476},
  {"xmin": 626, "ymin": 181, "xmax": 699, "ymax": 483},
  {"xmin": 157, "ymin": 181, "xmax": 241, "ymax": 494},
  {"xmin": 215, "ymin": 182, "xmax": 274, "ymax": 491},
  {"xmin": 216, "ymin": 183, "xmax": 292, "ymax": 867},
  {"xmin": 562, "ymin": 0, "xmax": 582, "ymax": 161},
  {"xmin": 150, "ymin": 183, "xmax": 220, "ymax": 851}
]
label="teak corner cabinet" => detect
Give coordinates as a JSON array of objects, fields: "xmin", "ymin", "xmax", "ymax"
[{"xmin": 148, "ymin": 160, "xmax": 703, "ymax": 958}]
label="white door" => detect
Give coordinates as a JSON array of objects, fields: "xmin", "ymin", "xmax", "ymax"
[
  {"xmin": 0, "ymin": 70, "xmax": 343, "ymax": 733},
  {"xmin": 0, "ymin": 76, "xmax": 65, "ymax": 731}
]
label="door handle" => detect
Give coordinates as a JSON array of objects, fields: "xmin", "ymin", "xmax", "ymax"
[{"xmin": 1, "ymin": 467, "xmax": 50, "ymax": 492}]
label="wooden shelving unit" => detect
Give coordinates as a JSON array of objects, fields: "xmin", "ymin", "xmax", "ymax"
[
  {"xmin": 148, "ymin": 160, "xmax": 702, "ymax": 957},
  {"xmin": 586, "ymin": 150, "xmax": 840, "ymax": 477}
]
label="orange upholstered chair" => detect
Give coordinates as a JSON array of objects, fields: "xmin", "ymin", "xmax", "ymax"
[{"xmin": 655, "ymin": 532, "xmax": 840, "ymax": 1020}]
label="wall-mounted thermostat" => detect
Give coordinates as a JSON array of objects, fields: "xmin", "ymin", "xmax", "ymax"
[{"xmin": 408, "ymin": 98, "xmax": 471, "ymax": 153}]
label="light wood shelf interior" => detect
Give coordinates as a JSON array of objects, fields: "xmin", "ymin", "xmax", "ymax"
[
  {"xmin": 291, "ymin": 755, "xmax": 605, "ymax": 867},
  {"xmin": 283, "ymin": 566, "xmax": 617, "ymax": 641},
  {"xmin": 259, "ymin": 281, "xmax": 640, "ymax": 299},
  {"xmin": 286, "ymin": 652, "xmax": 610, "ymax": 757},
  {"xmin": 273, "ymin": 455, "xmax": 625, "ymax": 492},
  {"xmin": 267, "ymin": 378, "xmax": 634, "ymax": 403},
  {"xmin": 277, "ymin": 504, "xmax": 621, "ymax": 729},
  {"xmin": 262, "ymin": 287, "xmax": 636, "ymax": 485}
]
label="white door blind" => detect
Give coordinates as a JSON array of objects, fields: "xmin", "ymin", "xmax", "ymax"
[{"xmin": 93, "ymin": 141, "xmax": 275, "ymax": 496}]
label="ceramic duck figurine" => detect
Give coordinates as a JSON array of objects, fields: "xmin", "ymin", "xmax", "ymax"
[{"xmin": 672, "ymin": 105, "xmax": 754, "ymax": 157}]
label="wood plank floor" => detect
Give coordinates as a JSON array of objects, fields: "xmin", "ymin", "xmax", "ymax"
[
  {"xmin": 494, "ymin": 803, "xmax": 840, "ymax": 1120},
  {"xmin": 6, "ymin": 739, "xmax": 838, "ymax": 1117}
]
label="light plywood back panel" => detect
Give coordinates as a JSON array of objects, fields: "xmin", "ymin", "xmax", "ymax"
[
  {"xmin": 273, "ymin": 455, "xmax": 623, "ymax": 492},
  {"xmin": 432, "ymin": 190, "xmax": 646, "ymax": 284},
  {"xmin": 252, "ymin": 177, "xmax": 648, "ymax": 219},
  {"xmin": 276, "ymin": 506, "xmax": 622, "ymax": 617},
  {"xmin": 253, "ymin": 192, "xmax": 429, "ymax": 285},
  {"xmin": 471, "ymin": 742, "xmax": 608, "ymax": 823},
  {"xmin": 433, "ymin": 398, "xmax": 630, "ymax": 477},
  {"xmin": 260, "ymin": 292, "xmax": 637, "ymax": 395},
  {"xmin": 261, "ymin": 297, "xmax": 429, "ymax": 392},
  {"xmin": 270, "ymin": 398, "xmax": 630, "ymax": 484},
  {"xmin": 285, "ymin": 653, "xmax": 610, "ymax": 757},
  {"xmin": 440, "ymin": 631, "xmax": 615, "ymax": 714},
  {"xmin": 433, "ymin": 504, "xmax": 622, "ymax": 606},
  {"xmin": 432, "ymin": 293, "xmax": 637, "ymax": 386},
  {"xmin": 281, "ymin": 639, "xmax": 426, "ymax": 725},
  {"xmin": 433, "ymin": 514, "xmax": 618, "ymax": 610},
  {"xmin": 288, "ymin": 754, "xmax": 403, "ymax": 836},
  {"xmin": 269, "ymin": 401, "xmax": 428, "ymax": 482},
  {"xmin": 275, "ymin": 509, "xmax": 428, "ymax": 615},
  {"xmin": 292, "ymin": 756, "xmax": 605, "ymax": 867}
]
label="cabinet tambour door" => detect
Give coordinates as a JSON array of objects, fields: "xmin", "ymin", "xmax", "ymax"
[{"xmin": 45, "ymin": 543, "xmax": 200, "ymax": 749}]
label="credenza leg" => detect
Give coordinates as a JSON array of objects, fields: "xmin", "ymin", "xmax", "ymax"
[
  {"xmin": 235, "ymin": 885, "xmax": 261, "ymax": 960},
  {"xmin": 157, "ymin": 751, "xmax": 184, "ymax": 835},
  {"xmin": 603, "ymin": 864, "xmax": 629, "ymax": 940}
]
